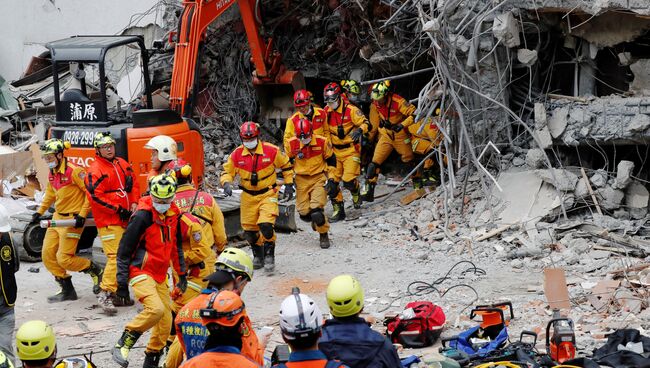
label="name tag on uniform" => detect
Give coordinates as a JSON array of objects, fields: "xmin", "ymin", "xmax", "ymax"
[
  {"xmin": 312, "ymin": 146, "xmax": 322, "ymax": 151},
  {"xmin": 262, "ymin": 158, "xmax": 271, "ymax": 163},
  {"xmin": 238, "ymin": 161, "xmax": 246, "ymax": 165}
]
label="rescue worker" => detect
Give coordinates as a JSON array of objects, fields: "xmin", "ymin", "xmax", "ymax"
[
  {"xmin": 144, "ymin": 135, "xmax": 177, "ymax": 178},
  {"xmin": 0, "ymin": 351, "xmax": 13, "ymax": 368},
  {"xmin": 15, "ymin": 321, "xmax": 57, "ymax": 368},
  {"xmin": 168, "ymin": 159, "xmax": 227, "ymax": 254},
  {"xmin": 319, "ymin": 275, "xmax": 402, "ymax": 367},
  {"xmin": 362, "ymin": 81, "xmax": 417, "ymax": 202},
  {"xmin": 322, "ymin": 82, "xmax": 371, "ymax": 221},
  {"xmin": 273, "ymin": 289, "xmax": 348, "ymax": 368},
  {"xmin": 170, "ymin": 248, "xmax": 262, "ymax": 368},
  {"xmin": 0, "ymin": 211, "xmax": 17, "ymax": 367},
  {"xmin": 407, "ymin": 114, "xmax": 444, "ymax": 188},
  {"xmin": 341, "ymin": 79, "xmax": 368, "ymax": 114},
  {"xmin": 342, "ymin": 79, "xmax": 375, "ymax": 177},
  {"xmin": 285, "ymin": 118, "xmax": 336, "ymax": 249},
  {"xmin": 31, "ymin": 139, "xmax": 102, "ymax": 303},
  {"xmin": 220, "ymin": 121, "xmax": 294, "ymax": 272},
  {"xmin": 284, "ymin": 89, "xmax": 329, "ymax": 153},
  {"xmin": 179, "ymin": 290, "xmax": 260, "ymax": 368},
  {"xmin": 112, "ymin": 174, "xmax": 187, "ymax": 368},
  {"xmin": 85, "ymin": 132, "xmax": 140, "ymax": 314}
]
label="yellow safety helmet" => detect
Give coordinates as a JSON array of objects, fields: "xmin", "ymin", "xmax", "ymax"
[
  {"xmin": 93, "ymin": 132, "xmax": 116, "ymax": 148},
  {"xmin": 216, "ymin": 247, "xmax": 254, "ymax": 281},
  {"xmin": 0, "ymin": 351, "xmax": 14, "ymax": 368},
  {"xmin": 40, "ymin": 139, "xmax": 70, "ymax": 155},
  {"xmin": 149, "ymin": 174, "xmax": 177, "ymax": 200},
  {"xmin": 54, "ymin": 357, "xmax": 96, "ymax": 368},
  {"xmin": 341, "ymin": 79, "xmax": 361, "ymax": 95},
  {"xmin": 16, "ymin": 320, "xmax": 56, "ymax": 361},
  {"xmin": 326, "ymin": 274, "xmax": 364, "ymax": 317},
  {"xmin": 370, "ymin": 80, "xmax": 391, "ymax": 101}
]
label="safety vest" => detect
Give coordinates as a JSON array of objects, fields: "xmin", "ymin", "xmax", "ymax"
[{"xmin": 0, "ymin": 232, "xmax": 17, "ymax": 306}]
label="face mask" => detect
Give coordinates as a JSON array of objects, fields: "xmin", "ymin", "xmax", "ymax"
[
  {"xmin": 47, "ymin": 161, "xmax": 58, "ymax": 169},
  {"xmin": 153, "ymin": 202, "xmax": 171, "ymax": 214},
  {"xmin": 243, "ymin": 140, "xmax": 258, "ymax": 150},
  {"xmin": 300, "ymin": 137, "xmax": 312, "ymax": 145},
  {"xmin": 327, "ymin": 100, "xmax": 340, "ymax": 110}
]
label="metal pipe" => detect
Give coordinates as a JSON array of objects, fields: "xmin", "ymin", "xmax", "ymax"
[{"xmin": 360, "ymin": 66, "xmax": 436, "ymax": 86}]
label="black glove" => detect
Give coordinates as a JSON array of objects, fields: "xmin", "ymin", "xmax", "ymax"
[
  {"xmin": 223, "ymin": 182, "xmax": 233, "ymax": 197},
  {"xmin": 74, "ymin": 215, "xmax": 86, "ymax": 228},
  {"xmin": 116, "ymin": 284, "xmax": 130, "ymax": 301},
  {"xmin": 117, "ymin": 207, "xmax": 132, "ymax": 222},
  {"xmin": 361, "ymin": 133, "xmax": 372, "ymax": 149},
  {"xmin": 283, "ymin": 184, "xmax": 294, "ymax": 201},
  {"xmin": 325, "ymin": 179, "xmax": 338, "ymax": 197},
  {"xmin": 379, "ymin": 120, "xmax": 390, "ymax": 129},
  {"xmin": 392, "ymin": 123, "xmax": 404, "ymax": 132},
  {"xmin": 176, "ymin": 274, "xmax": 188, "ymax": 293},
  {"xmin": 351, "ymin": 128, "xmax": 363, "ymax": 143},
  {"xmin": 31, "ymin": 212, "xmax": 42, "ymax": 224}
]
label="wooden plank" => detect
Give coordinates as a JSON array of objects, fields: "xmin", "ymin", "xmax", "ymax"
[
  {"xmin": 400, "ymin": 188, "xmax": 427, "ymax": 206},
  {"xmin": 475, "ymin": 224, "xmax": 510, "ymax": 242},
  {"xmin": 580, "ymin": 167, "xmax": 602, "ymax": 215},
  {"xmin": 544, "ymin": 268, "xmax": 571, "ymax": 310}
]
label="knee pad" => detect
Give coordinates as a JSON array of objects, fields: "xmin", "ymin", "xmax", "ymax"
[
  {"xmin": 366, "ymin": 162, "xmax": 379, "ymax": 180},
  {"xmin": 343, "ymin": 180, "xmax": 358, "ymax": 192},
  {"xmin": 243, "ymin": 231, "xmax": 258, "ymax": 246},
  {"xmin": 299, "ymin": 213, "xmax": 312, "ymax": 223},
  {"xmin": 258, "ymin": 223, "xmax": 275, "ymax": 240},
  {"xmin": 310, "ymin": 208, "xmax": 326, "ymax": 226}
]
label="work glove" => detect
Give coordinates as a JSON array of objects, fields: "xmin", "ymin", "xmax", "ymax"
[
  {"xmin": 31, "ymin": 212, "xmax": 42, "ymax": 224},
  {"xmin": 392, "ymin": 123, "xmax": 404, "ymax": 132},
  {"xmin": 379, "ymin": 120, "xmax": 390, "ymax": 129},
  {"xmin": 283, "ymin": 184, "xmax": 294, "ymax": 201},
  {"xmin": 74, "ymin": 215, "xmax": 86, "ymax": 228},
  {"xmin": 117, "ymin": 207, "xmax": 132, "ymax": 222},
  {"xmin": 176, "ymin": 274, "xmax": 188, "ymax": 293},
  {"xmin": 223, "ymin": 182, "xmax": 233, "ymax": 197},
  {"xmin": 116, "ymin": 284, "xmax": 130, "ymax": 301},
  {"xmin": 325, "ymin": 179, "xmax": 338, "ymax": 197},
  {"xmin": 351, "ymin": 128, "xmax": 363, "ymax": 143},
  {"xmin": 361, "ymin": 133, "xmax": 372, "ymax": 149}
]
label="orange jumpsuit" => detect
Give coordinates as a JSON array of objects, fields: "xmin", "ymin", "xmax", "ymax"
[
  {"xmin": 38, "ymin": 160, "xmax": 92, "ymax": 279},
  {"xmin": 180, "ymin": 346, "xmax": 260, "ymax": 368}
]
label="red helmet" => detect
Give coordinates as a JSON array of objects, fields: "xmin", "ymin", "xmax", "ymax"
[
  {"xmin": 293, "ymin": 89, "xmax": 312, "ymax": 107},
  {"xmin": 296, "ymin": 118, "xmax": 312, "ymax": 140},
  {"xmin": 168, "ymin": 158, "xmax": 192, "ymax": 179},
  {"xmin": 239, "ymin": 121, "xmax": 260, "ymax": 139},
  {"xmin": 323, "ymin": 82, "xmax": 341, "ymax": 102}
]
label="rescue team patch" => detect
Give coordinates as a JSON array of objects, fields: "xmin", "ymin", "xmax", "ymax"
[
  {"xmin": 192, "ymin": 231, "xmax": 202, "ymax": 242},
  {"xmin": 240, "ymin": 322, "xmax": 251, "ymax": 337},
  {"xmin": 355, "ymin": 109, "xmax": 364, "ymax": 117},
  {"xmin": 1, "ymin": 245, "xmax": 12, "ymax": 262},
  {"xmin": 78, "ymin": 171, "xmax": 86, "ymax": 180}
]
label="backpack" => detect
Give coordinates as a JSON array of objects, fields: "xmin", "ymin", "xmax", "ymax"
[{"xmin": 385, "ymin": 301, "xmax": 446, "ymax": 348}]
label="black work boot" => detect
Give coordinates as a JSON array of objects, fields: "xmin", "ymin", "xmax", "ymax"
[
  {"xmin": 263, "ymin": 242, "xmax": 275, "ymax": 272},
  {"xmin": 48, "ymin": 277, "xmax": 78, "ymax": 303},
  {"xmin": 329, "ymin": 201, "xmax": 346, "ymax": 222},
  {"xmin": 112, "ymin": 330, "xmax": 142, "ymax": 368},
  {"xmin": 143, "ymin": 350, "xmax": 162, "ymax": 368},
  {"xmin": 413, "ymin": 178, "xmax": 423, "ymax": 190},
  {"xmin": 252, "ymin": 245, "xmax": 265, "ymax": 270},
  {"xmin": 361, "ymin": 182, "xmax": 375, "ymax": 202},
  {"xmin": 112, "ymin": 292, "xmax": 135, "ymax": 307},
  {"xmin": 319, "ymin": 233, "xmax": 331, "ymax": 249},
  {"xmin": 83, "ymin": 261, "xmax": 104, "ymax": 294}
]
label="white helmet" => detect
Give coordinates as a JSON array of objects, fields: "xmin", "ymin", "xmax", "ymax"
[
  {"xmin": 0, "ymin": 205, "xmax": 10, "ymax": 232},
  {"xmin": 144, "ymin": 135, "xmax": 178, "ymax": 161},
  {"xmin": 279, "ymin": 288, "xmax": 323, "ymax": 340}
]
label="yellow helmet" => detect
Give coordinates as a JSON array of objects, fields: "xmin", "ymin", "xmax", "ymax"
[
  {"xmin": 16, "ymin": 320, "xmax": 56, "ymax": 361},
  {"xmin": 370, "ymin": 80, "xmax": 391, "ymax": 100},
  {"xmin": 149, "ymin": 174, "xmax": 177, "ymax": 199},
  {"xmin": 0, "ymin": 351, "xmax": 14, "ymax": 368},
  {"xmin": 326, "ymin": 275, "xmax": 364, "ymax": 317},
  {"xmin": 93, "ymin": 132, "xmax": 116, "ymax": 148},
  {"xmin": 54, "ymin": 357, "xmax": 96, "ymax": 368},
  {"xmin": 341, "ymin": 79, "xmax": 361, "ymax": 95},
  {"xmin": 41, "ymin": 139, "xmax": 71, "ymax": 155},
  {"xmin": 216, "ymin": 247, "xmax": 254, "ymax": 281}
]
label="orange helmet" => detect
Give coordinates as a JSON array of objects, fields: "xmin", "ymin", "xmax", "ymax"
[
  {"xmin": 323, "ymin": 82, "xmax": 341, "ymax": 103},
  {"xmin": 296, "ymin": 118, "xmax": 312, "ymax": 140},
  {"xmin": 167, "ymin": 158, "xmax": 192, "ymax": 179},
  {"xmin": 293, "ymin": 89, "xmax": 312, "ymax": 107},
  {"xmin": 239, "ymin": 122, "xmax": 260, "ymax": 140},
  {"xmin": 199, "ymin": 290, "xmax": 246, "ymax": 327}
]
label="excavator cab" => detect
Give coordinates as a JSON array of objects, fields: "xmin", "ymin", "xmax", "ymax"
[{"xmin": 46, "ymin": 35, "xmax": 205, "ymax": 192}]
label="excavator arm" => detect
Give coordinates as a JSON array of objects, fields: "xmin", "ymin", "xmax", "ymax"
[{"xmin": 169, "ymin": 0, "xmax": 304, "ymax": 117}]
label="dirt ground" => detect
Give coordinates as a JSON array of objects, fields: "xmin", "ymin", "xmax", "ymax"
[{"xmin": 12, "ymin": 188, "xmax": 567, "ymax": 367}]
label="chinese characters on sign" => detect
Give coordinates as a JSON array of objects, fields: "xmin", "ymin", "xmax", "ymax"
[{"xmin": 69, "ymin": 102, "xmax": 98, "ymax": 121}]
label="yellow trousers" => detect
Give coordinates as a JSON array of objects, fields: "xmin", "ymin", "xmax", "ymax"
[
  {"xmin": 295, "ymin": 174, "xmax": 329, "ymax": 234},
  {"xmin": 164, "ymin": 338, "xmax": 184, "ymax": 368},
  {"xmin": 42, "ymin": 213, "xmax": 88, "ymax": 278},
  {"xmin": 241, "ymin": 189, "xmax": 278, "ymax": 243},
  {"xmin": 126, "ymin": 275, "xmax": 171, "ymax": 353},
  {"xmin": 332, "ymin": 146, "xmax": 361, "ymax": 183},
  {"xmin": 98, "ymin": 226, "xmax": 124, "ymax": 293},
  {"xmin": 171, "ymin": 263, "xmax": 214, "ymax": 313},
  {"xmin": 372, "ymin": 132, "xmax": 414, "ymax": 165}
]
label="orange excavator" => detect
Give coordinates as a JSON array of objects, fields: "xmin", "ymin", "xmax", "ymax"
[{"xmin": 14, "ymin": 0, "xmax": 302, "ymax": 259}]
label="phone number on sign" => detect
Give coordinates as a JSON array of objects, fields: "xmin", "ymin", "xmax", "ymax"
[{"xmin": 61, "ymin": 130, "xmax": 96, "ymax": 147}]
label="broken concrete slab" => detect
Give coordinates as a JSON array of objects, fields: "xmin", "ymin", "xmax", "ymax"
[
  {"xmin": 492, "ymin": 12, "xmax": 521, "ymax": 48},
  {"xmin": 517, "ymin": 48, "xmax": 538, "ymax": 66},
  {"xmin": 625, "ymin": 181, "xmax": 649, "ymax": 219},
  {"xmin": 614, "ymin": 160, "xmax": 635, "ymax": 189},
  {"xmin": 534, "ymin": 103, "xmax": 547, "ymax": 129},
  {"xmin": 590, "ymin": 170, "xmax": 608, "ymax": 188},
  {"xmin": 597, "ymin": 186, "xmax": 625, "ymax": 210},
  {"xmin": 548, "ymin": 106, "xmax": 569, "ymax": 138},
  {"xmin": 535, "ymin": 126, "xmax": 554, "ymax": 149},
  {"xmin": 629, "ymin": 59, "xmax": 650, "ymax": 96},
  {"xmin": 526, "ymin": 148, "xmax": 546, "ymax": 169},
  {"xmin": 628, "ymin": 114, "xmax": 650, "ymax": 133},
  {"xmin": 535, "ymin": 169, "xmax": 579, "ymax": 192},
  {"xmin": 575, "ymin": 177, "xmax": 589, "ymax": 198}
]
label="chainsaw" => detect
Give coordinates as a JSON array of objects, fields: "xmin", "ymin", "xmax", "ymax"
[{"xmin": 546, "ymin": 309, "xmax": 576, "ymax": 364}]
